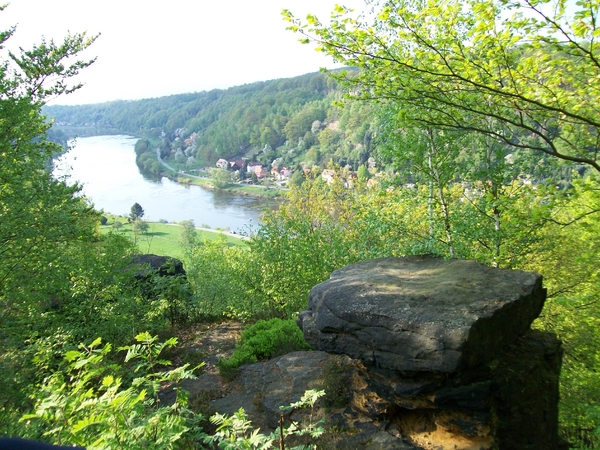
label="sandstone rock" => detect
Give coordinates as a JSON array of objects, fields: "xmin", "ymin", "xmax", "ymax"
[
  {"xmin": 211, "ymin": 351, "xmax": 419, "ymax": 448},
  {"xmin": 206, "ymin": 257, "xmax": 560, "ymax": 449},
  {"xmin": 299, "ymin": 255, "xmax": 546, "ymax": 372},
  {"xmin": 129, "ymin": 254, "xmax": 187, "ymax": 302},
  {"xmin": 212, "ymin": 351, "xmax": 334, "ymax": 430},
  {"xmin": 347, "ymin": 330, "xmax": 562, "ymax": 449},
  {"xmin": 208, "ymin": 329, "xmax": 561, "ymax": 449},
  {"xmin": 130, "ymin": 254, "xmax": 186, "ymax": 279}
]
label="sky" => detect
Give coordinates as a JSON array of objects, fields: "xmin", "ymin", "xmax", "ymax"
[{"xmin": 1, "ymin": 0, "xmax": 366, "ymax": 105}]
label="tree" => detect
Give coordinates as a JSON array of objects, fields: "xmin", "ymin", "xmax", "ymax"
[
  {"xmin": 284, "ymin": 0, "xmax": 600, "ymax": 174},
  {"xmin": 179, "ymin": 219, "xmax": 198, "ymax": 249},
  {"xmin": 211, "ymin": 168, "xmax": 232, "ymax": 189},
  {"xmin": 132, "ymin": 218, "xmax": 149, "ymax": 235},
  {"xmin": 285, "ymin": 2, "xmax": 600, "ymax": 443},
  {"xmin": 289, "ymin": 169, "xmax": 305, "ymax": 187},
  {"xmin": 130, "ymin": 202, "xmax": 145, "ymax": 220},
  {"xmin": 0, "ymin": 5, "xmax": 98, "ymax": 313},
  {"xmin": 356, "ymin": 164, "xmax": 370, "ymax": 182},
  {"xmin": 134, "ymin": 138, "xmax": 150, "ymax": 157}
]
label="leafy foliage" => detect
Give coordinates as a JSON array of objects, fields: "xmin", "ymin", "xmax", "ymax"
[
  {"xmin": 204, "ymin": 389, "xmax": 325, "ymax": 450},
  {"xmin": 20, "ymin": 333, "xmax": 203, "ymax": 449},
  {"xmin": 12, "ymin": 331, "xmax": 323, "ymax": 450},
  {"xmin": 284, "ymin": 0, "xmax": 600, "ymax": 174},
  {"xmin": 211, "ymin": 168, "xmax": 233, "ymax": 189},
  {"xmin": 0, "ymin": 14, "xmax": 100, "ymax": 323},
  {"xmin": 182, "ymin": 235, "xmax": 258, "ymax": 320}
]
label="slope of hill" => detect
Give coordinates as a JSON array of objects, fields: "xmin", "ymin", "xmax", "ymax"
[{"xmin": 44, "ymin": 71, "xmax": 376, "ymax": 173}]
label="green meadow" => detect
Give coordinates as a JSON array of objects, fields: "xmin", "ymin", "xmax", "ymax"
[{"xmin": 100, "ymin": 215, "xmax": 247, "ymax": 259}]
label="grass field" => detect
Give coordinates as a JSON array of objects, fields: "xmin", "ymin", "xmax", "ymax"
[{"xmin": 100, "ymin": 215, "xmax": 247, "ymax": 259}]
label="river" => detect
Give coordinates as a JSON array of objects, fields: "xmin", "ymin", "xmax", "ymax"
[{"xmin": 53, "ymin": 135, "xmax": 267, "ymax": 233}]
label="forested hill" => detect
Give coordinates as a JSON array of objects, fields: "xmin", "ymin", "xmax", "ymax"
[{"xmin": 44, "ymin": 70, "xmax": 376, "ymax": 169}]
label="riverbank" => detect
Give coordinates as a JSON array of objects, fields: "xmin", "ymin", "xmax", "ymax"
[
  {"xmin": 157, "ymin": 158, "xmax": 286, "ymax": 200},
  {"xmin": 172, "ymin": 173, "xmax": 286, "ymax": 199}
]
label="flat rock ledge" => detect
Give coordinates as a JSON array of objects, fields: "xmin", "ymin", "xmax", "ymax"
[{"xmin": 298, "ymin": 255, "xmax": 546, "ymax": 373}]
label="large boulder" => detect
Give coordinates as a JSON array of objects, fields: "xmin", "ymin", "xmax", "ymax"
[
  {"xmin": 206, "ymin": 257, "xmax": 562, "ymax": 449},
  {"xmin": 294, "ymin": 256, "xmax": 562, "ymax": 449},
  {"xmin": 128, "ymin": 254, "xmax": 188, "ymax": 310},
  {"xmin": 298, "ymin": 255, "xmax": 546, "ymax": 372}
]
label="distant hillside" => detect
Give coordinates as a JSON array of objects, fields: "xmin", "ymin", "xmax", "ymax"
[{"xmin": 44, "ymin": 71, "xmax": 377, "ymax": 171}]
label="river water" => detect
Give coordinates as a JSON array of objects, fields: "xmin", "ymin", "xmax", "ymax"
[{"xmin": 53, "ymin": 135, "xmax": 267, "ymax": 232}]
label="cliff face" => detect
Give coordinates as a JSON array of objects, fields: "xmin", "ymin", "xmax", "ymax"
[{"xmin": 210, "ymin": 256, "xmax": 562, "ymax": 449}]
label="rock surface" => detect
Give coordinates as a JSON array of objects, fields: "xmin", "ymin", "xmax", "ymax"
[
  {"xmin": 129, "ymin": 254, "xmax": 187, "ymax": 301},
  {"xmin": 176, "ymin": 257, "xmax": 561, "ymax": 449},
  {"xmin": 298, "ymin": 255, "xmax": 546, "ymax": 372},
  {"xmin": 208, "ymin": 330, "xmax": 562, "ymax": 449},
  {"xmin": 130, "ymin": 254, "xmax": 186, "ymax": 279},
  {"xmin": 211, "ymin": 351, "xmax": 420, "ymax": 449}
]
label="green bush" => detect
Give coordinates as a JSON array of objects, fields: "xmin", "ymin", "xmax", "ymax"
[{"xmin": 217, "ymin": 319, "xmax": 311, "ymax": 379}]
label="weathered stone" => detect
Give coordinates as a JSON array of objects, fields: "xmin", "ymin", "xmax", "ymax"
[
  {"xmin": 208, "ymin": 329, "xmax": 561, "ymax": 449},
  {"xmin": 299, "ymin": 255, "xmax": 546, "ymax": 372},
  {"xmin": 211, "ymin": 351, "xmax": 418, "ymax": 448},
  {"xmin": 355, "ymin": 330, "xmax": 562, "ymax": 449},
  {"xmin": 212, "ymin": 351, "xmax": 334, "ymax": 430},
  {"xmin": 129, "ymin": 254, "xmax": 187, "ymax": 301},
  {"xmin": 198, "ymin": 257, "xmax": 561, "ymax": 449},
  {"xmin": 130, "ymin": 254, "xmax": 186, "ymax": 279},
  {"xmin": 489, "ymin": 329, "xmax": 562, "ymax": 449}
]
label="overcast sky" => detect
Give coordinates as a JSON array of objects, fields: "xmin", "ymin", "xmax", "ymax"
[{"xmin": 1, "ymin": 0, "xmax": 366, "ymax": 105}]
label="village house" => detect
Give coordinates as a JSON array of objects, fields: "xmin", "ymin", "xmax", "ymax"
[
  {"xmin": 229, "ymin": 159, "xmax": 245, "ymax": 171},
  {"xmin": 368, "ymin": 157, "xmax": 377, "ymax": 170},
  {"xmin": 184, "ymin": 132, "xmax": 197, "ymax": 147},
  {"xmin": 216, "ymin": 158, "xmax": 228, "ymax": 170},
  {"xmin": 254, "ymin": 166, "xmax": 267, "ymax": 179},
  {"xmin": 367, "ymin": 178, "xmax": 379, "ymax": 188},
  {"xmin": 321, "ymin": 169, "xmax": 336, "ymax": 184},
  {"xmin": 247, "ymin": 162, "xmax": 262, "ymax": 174}
]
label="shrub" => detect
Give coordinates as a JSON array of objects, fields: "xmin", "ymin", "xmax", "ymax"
[{"xmin": 217, "ymin": 318, "xmax": 311, "ymax": 379}]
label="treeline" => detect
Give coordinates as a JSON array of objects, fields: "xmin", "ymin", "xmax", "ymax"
[{"xmin": 44, "ymin": 71, "xmax": 376, "ymax": 172}]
